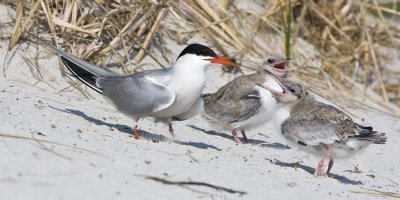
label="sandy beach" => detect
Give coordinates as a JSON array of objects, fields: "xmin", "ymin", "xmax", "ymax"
[{"xmin": 1, "ymin": 2, "xmax": 400, "ymax": 199}]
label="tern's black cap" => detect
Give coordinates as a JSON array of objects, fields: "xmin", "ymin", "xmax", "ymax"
[{"xmin": 177, "ymin": 44, "xmax": 217, "ymax": 60}]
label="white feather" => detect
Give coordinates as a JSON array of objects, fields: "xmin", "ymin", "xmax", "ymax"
[
  {"xmin": 151, "ymin": 54, "xmax": 209, "ymax": 118},
  {"xmin": 230, "ymin": 86, "xmax": 279, "ymax": 130}
]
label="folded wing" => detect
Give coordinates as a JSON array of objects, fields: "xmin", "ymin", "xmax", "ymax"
[
  {"xmin": 282, "ymin": 100, "xmax": 356, "ymax": 146},
  {"xmin": 97, "ymin": 74, "xmax": 175, "ymax": 116}
]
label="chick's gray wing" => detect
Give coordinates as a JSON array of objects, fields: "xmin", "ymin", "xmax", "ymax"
[
  {"xmin": 204, "ymin": 74, "xmax": 263, "ymax": 122},
  {"xmin": 96, "ymin": 71, "xmax": 175, "ymax": 116},
  {"xmin": 282, "ymin": 119, "xmax": 341, "ymax": 146},
  {"xmin": 282, "ymin": 100, "xmax": 355, "ymax": 146},
  {"xmin": 204, "ymin": 96, "xmax": 261, "ymax": 122},
  {"xmin": 229, "ymin": 90, "xmax": 263, "ymax": 122}
]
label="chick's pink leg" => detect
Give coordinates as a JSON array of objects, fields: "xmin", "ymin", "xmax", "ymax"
[
  {"xmin": 231, "ymin": 129, "xmax": 241, "ymax": 144},
  {"xmin": 314, "ymin": 147, "xmax": 332, "ymax": 177},
  {"xmin": 240, "ymin": 129, "xmax": 249, "ymax": 144},
  {"xmin": 314, "ymin": 158, "xmax": 325, "ymax": 177},
  {"xmin": 326, "ymin": 159, "xmax": 334, "ymax": 174}
]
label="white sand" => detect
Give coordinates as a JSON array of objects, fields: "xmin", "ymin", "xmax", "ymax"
[{"xmin": 1, "ymin": 6, "xmax": 400, "ymax": 200}]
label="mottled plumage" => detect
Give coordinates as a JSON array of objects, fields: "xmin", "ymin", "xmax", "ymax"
[
  {"xmin": 282, "ymin": 100, "xmax": 386, "ymax": 147},
  {"xmin": 268, "ymin": 80, "xmax": 387, "ymax": 176},
  {"xmin": 203, "ymin": 54, "xmax": 288, "ymax": 143},
  {"xmin": 203, "ymin": 73, "xmax": 266, "ymax": 125}
]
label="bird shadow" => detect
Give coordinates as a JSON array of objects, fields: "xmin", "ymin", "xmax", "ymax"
[
  {"xmin": 188, "ymin": 125, "xmax": 289, "ymax": 150},
  {"xmin": 258, "ymin": 142, "xmax": 291, "ymax": 150},
  {"xmin": 180, "ymin": 141, "xmax": 222, "ymax": 151},
  {"xmin": 49, "ymin": 106, "xmax": 221, "ymax": 151},
  {"xmin": 49, "ymin": 106, "xmax": 165, "ymax": 139},
  {"xmin": 266, "ymin": 158, "xmax": 363, "ymax": 185}
]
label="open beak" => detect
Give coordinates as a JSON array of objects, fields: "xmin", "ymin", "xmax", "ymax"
[
  {"xmin": 206, "ymin": 57, "xmax": 236, "ymax": 66},
  {"xmin": 273, "ymin": 57, "xmax": 291, "ymax": 70},
  {"xmin": 271, "ymin": 59, "xmax": 291, "ymax": 75},
  {"xmin": 273, "ymin": 62, "xmax": 286, "ymax": 70},
  {"xmin": 258, "ymin": 71, "xmax": 286, "ymax": 95}
]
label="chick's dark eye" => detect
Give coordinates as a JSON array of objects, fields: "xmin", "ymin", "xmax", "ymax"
[
  {"xmin": 267, "ymin": 58, "xmax": 275, "ymax": 64},
  {"xmin": 289, "ymin": 87, "xmax": 296, "ymax": 93}
]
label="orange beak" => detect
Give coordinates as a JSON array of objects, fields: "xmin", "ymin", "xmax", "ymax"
[{"xmin": 205, "ymin": 57, "xmax": 236, "ymax": 66}]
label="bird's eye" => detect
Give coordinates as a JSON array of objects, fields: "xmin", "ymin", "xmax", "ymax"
[
  {"xmin": 289, "ymin": 87, "xmax": 296, "ymax": 93},
  {"xmin": 267, "ymin": 58, "xmax": 275, "ymax": 64}
]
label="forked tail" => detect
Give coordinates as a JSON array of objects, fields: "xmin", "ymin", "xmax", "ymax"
[
  {"xmin": 354, "ymin": 124, "xmax": 387, "ymax": 144},
  {"xmin": 26, "ymin": 32, "xmax": 121, "ymax": 93}
]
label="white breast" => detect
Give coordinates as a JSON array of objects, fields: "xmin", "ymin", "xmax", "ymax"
[
  {"xmin": 152, "ymin": 68, "xmax": 206, "ymax": 118},
  {"xmin": 272, "ymin": 106, "xmax": 291, "ymax": 130},
  {"xmin": 231, "ymin": 86, "xmax": 279, "ymax": 130}
]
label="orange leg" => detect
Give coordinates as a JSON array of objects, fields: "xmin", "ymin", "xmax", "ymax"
[{"xmin": 133, "ymin": 125, "xmax": 140, "ymax": 139}]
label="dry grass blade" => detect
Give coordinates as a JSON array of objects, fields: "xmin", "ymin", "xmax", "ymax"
[
  {"xmin": 135, "ymin": 8, "xmax": 167, "ymax": 63},
  {"xmin": 136, "ymin": 174, "xmax": 247, "ymax": 195},
  {"xmin": 7, "ymin": 0, "xmax": 23, "ymax": 50},
  {"xmin": 51, "ymin": 17, "xmax": 97, "ymax": 35},
  {"xmin": 349, "ymin": 187, "xmax": 400, "ymax": 199},
  {"xmin": 194, "ymin": 0, "xmax": 241, "ymax": 45},
  {"xmin": 32, "ymin": 133, "xmax": 74, "ymax": 161},
  {"xmin": 365, "ymin": 28, "xmax": 389, "ymax": 104},
  {"xmin": 99, "ymin": 7, "xmax": 150, "ymax": 55},
  {"xmin": 0, "ymin": 133, "xmax": 107, "ymax": 157},
  {"xmin": 308, "ymin": 1, "xmax": 352, "ymax": 42},
  {"xmin": 18, "ymin": 51, "xmax": 43, "ymax": 80},
  {"xmin": 1, "ymin": 0, "xmax": 399, "ymax": 114},
  {"xmin": 180, "ymin": 0, "xmax": 241, "ymax": 49}
]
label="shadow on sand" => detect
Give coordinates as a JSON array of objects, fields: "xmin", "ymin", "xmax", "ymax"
[
  {"xmin": 266, "ymin": 158, "xmax": 363, "ymax": 185},
  {"xmin": 50, "ymin": 107, "xmax": 221, "ymax": 151},
  {"xmin": 187, "ymin": 125, "xmax": 290, "ymax": 150},
  {"xmin": 180, "ymin": 141, "xmax": 222, "ymax": 151}
]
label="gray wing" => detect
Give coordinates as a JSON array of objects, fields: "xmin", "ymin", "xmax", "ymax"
[
  {"xmin": 203, "ymin": 74, "xmax": 263, "ymax": 122},
  {"xmin": 97, "ymin": 72, "xmax": 175, "ymax": 116},
  {"xmin": 282, "ymin": 100, "xmax": 356, "ymax": 146},
  {"xmin": 204, "ymin": 94, "xmax": 261, "ymax": 122},
  {"xmin": 282, "ymin": 119, "xmax": 340, "ymax": 146}
]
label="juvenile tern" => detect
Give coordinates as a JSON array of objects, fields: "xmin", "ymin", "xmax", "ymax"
[
  {"xmin": 266, "ymin": 79, "xmax": 387, "ymax": 176},
  {"xmin": 203, "ymin": 54, "xmax": 289, "ymax": 144}
]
